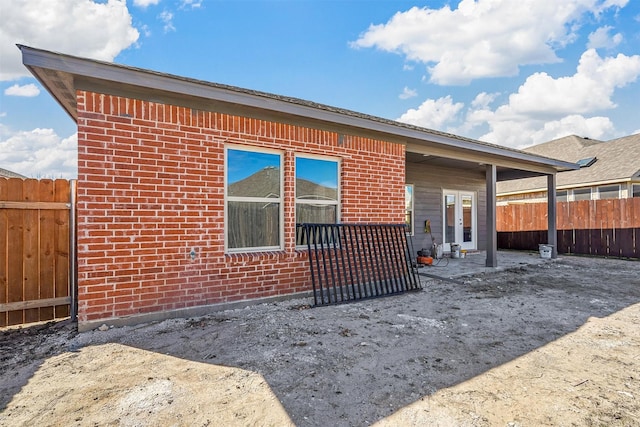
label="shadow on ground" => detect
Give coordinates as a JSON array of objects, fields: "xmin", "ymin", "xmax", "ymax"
[{"xmin": 2, "ymin": 255, "xmax": 639, "ymax": 426}]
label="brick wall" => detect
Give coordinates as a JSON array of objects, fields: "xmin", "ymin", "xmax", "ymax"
[{"xmin": 75, "ymin": 91, "xmax": 406, "ymax": 324}]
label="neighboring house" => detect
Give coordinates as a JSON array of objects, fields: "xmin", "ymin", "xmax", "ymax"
[
  {"xmin": 497, "ymin": 134, "xmax": 640, "ymax": 204},
  {"xmin": 0, "ymin": 167, "xmax": 27, "ymax": 179},
  {"xmin": 19, "ymin": 45, "xmax": 576, "ymax": 330}
]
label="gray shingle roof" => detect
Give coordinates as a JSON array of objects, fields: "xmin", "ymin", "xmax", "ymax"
[
  {"xmin": 497, "ymin": 134, "xmax": 640, "ymax": 194},
  {"xmin": 18, "ymin": 44, "xmax": 577, "ymax": 177}
]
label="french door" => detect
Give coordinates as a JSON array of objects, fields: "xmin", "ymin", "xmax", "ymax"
[{"xmin": 443, "ymin": 190, "xmax": 476, "ymax": 251}]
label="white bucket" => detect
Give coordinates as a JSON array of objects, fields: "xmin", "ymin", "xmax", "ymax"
[
  {"xmin": 451, "ymin": 243, "xmax": 461, "ymax": 258},
  {"xmin": 539, "ymin": 244, "xmax": 553, "ymax": 259}
]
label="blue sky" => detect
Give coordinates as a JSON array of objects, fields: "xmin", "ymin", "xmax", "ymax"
[{"xmin": 1, "ymin": 0, "xmax": 639, "ymax": 178}]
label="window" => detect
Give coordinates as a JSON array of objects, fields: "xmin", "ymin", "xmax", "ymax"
[
  {"xmin": 225, "ymin": 146, "xmax": 283, "ymax": 252},
  {"xmin": 633, "ymin": 184, "xmax": 640, "ymax": 198},
  {"xmin": 556, "ymin": 190, "xmax": 568, "ymax": 202},
  {"xmin": 572, "ymin": 188, "xmax": 592, "ymax": 201},
  {"xmin": 405, "ymin": 185, "xmax": 414, "ymax": 235},
  {"xmin": 576, "ymin": 157, "xmax": 597, "ymax": 168},
  {"xmin": 295, "ymin": 155, "xmax": 339, "ymax": 244},
  {"xmin": 597, "ymin": 184, "xmax": 620, "ymax": 200},
  {"xmin": 295, "ymin": 156, "xmax": 339, "ymax": 224}
]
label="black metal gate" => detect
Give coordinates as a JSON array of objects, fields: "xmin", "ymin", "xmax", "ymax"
[{"xmin": 299, "ymin": 223, "xmax": 421, "ymax": 306}]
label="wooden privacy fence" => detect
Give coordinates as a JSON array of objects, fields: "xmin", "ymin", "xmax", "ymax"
[
  {"xmin": 497, "ymin": 198, "xmax": 640, "ymax": 258},
  {"xmin": 0, "ymin": 178, "xmax": 76, "ymax": 327}
]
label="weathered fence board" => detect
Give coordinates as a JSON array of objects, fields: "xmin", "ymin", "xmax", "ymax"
[
  {"xmin": 497, "ymin": 198, "xmax": 640, "ymax": 258},
  {"xmin": 0, "ymin": 178, "xmax": 72, "ymax": 327},
  {"xmin": 498, "ymin": 198, "xmax": 640, "ymax": 231},
  {"xmin": 499, "ymin": 228, "xmax": 639, "ymax": 258}
]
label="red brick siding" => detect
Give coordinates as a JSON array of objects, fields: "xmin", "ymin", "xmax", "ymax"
[{"xmin": 76, "ymin": 91, "xmax": 405, "ymax": 323}]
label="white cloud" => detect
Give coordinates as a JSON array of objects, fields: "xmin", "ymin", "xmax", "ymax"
[
  {"xmin": 399, "ymin": 49, "xmax": 640, "ymax": 148},
  {"xmin": 530, "ymin": 115, "xmax": 614, "ymax": 143},
  {"xmin": 159, "ymin": 10, "xmax": 176, "ymax": 32},
  {"xmin": 140, "ymin": 24, "xmax": 152, "ymax": 37},
  {"xmin": 467, "ymin": 49, "xmax": 640, "ymax": 147},
  {"xmin": 0, "ymin": 126, "xmax": 77, "ymax": 178},
  {"xmin": 399, "ymin": 87, "xmax": 417, "ymax": 100},
  {"xmin": 470, "ymin": 92, "xmax": 499, "ymax": 109},
  {"xmin": 587, "ymin": 26, "xmax": 623, "ymax": 49},
  {"xmin": 480, "ymin": 115, "xmax": 615, "ymax": 148},
  {"xmin": 594, "ymin": 0, "xmax": 629, "ymax": 15},
  {"xmin": 0, "ymin": 0, "xmax": 139, "ymax": 81},
  {"xmin": 351, "ymin": 0, "xmax": 628, "ymax": 85},
  {"xmin": 134, "ymin": 0, "xmax": 160, "ymax": 7},
  {"xmin": 501, "ymin": 49, "xmax": 640, "ymax": 117},
  {"xmin": 4, "ymin": 84, "xmax": 40, "ymax": 97},
  {"xmin": 397, "ymin": 96, "xmax": 464, "ymax": 130},
  {"xmin": 181, "ymin": 0, "xmax": 202, "ymax": 8}
]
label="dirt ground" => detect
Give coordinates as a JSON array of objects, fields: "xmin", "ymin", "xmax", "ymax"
[{"xmin": 1, "ymin": 254, "xmax": 639, "ymax": 426}]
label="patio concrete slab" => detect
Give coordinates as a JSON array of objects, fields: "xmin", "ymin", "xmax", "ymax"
[{"xmin": 416, "ymin": 249, "xmax": 550, "ymax": 283}]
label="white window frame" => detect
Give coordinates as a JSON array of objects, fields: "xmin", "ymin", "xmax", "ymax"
[
  {"xmin": 295, "ymin": 154, "xmax": 340, "ymax": 247},
  {"xmin": 295, "ymin": 153, "xmax": 340, "ymax": 221},
  {"xmin": 225, "ymin": 144, "xmax": 284, "ymax": 253},
  {"xmin": 633, "ymin": 184, "xmax": 640, "ymax": 198},
  {"xmin": 405, "ymin": 184, "xmax": 414, "ymax": 235}
]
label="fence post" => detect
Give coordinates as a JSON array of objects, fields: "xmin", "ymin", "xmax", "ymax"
[{"xmin": 69, "ymin": 179, "xmax": 78, "ymax": 321}]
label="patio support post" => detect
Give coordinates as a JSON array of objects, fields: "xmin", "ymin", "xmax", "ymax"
[
  {"xmin": 485, "ymin": 164, "xmax": 498, "ymax": 267},
  {"xmin": 547, "ymin": 173, "xmax": 558, "ymax": 258}
]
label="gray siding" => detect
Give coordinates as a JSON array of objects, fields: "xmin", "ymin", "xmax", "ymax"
[{"xmin": 406, "ymin": 162, "xmax": 487, "ymax": 252}]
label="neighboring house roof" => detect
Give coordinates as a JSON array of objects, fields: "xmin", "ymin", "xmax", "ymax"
[
  {"xmin": 497, "ymin": 134, "xmax": 640, "ymax": 195},
  {"xmin": 229, "ymin": 167, "xmax": 337, "ymax": 200},
  {"xmin": 0, "ymin": 167, "xmax": 27, "ymax": 178},
  {"xmin": 18, "ymin": 45, "xmax": 577, "ymax": 180}
]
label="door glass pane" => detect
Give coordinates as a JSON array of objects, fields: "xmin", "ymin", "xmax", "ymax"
[
  {"xmin": 445, "ymin": 194, "xmax": 455, "ymax": 243},
  {"xmin": 462, "ymin": 195, "xmax": 472, "ymax": 243}
]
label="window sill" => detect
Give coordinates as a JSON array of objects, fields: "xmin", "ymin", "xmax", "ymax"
[{"xmin": 225, "ymin": 250, "xmax": 308, "ymax": 263}]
